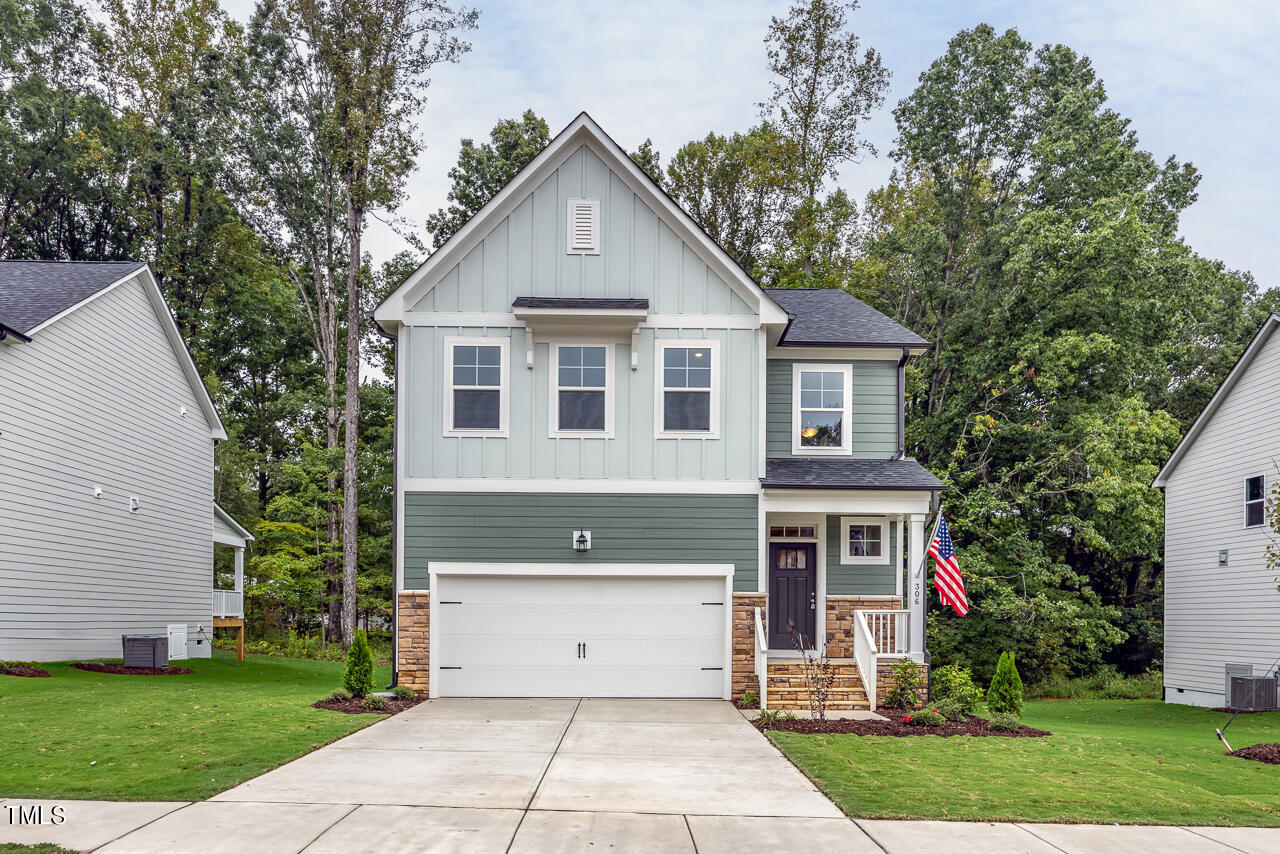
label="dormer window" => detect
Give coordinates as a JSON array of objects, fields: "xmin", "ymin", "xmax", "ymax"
[
  {"xmin": 792, "ymin": 363, "xmax": 852, "ymax": 455},
  {"xmin": 566, "ymin": 198, "xmax": 600, "ymax": 255}
]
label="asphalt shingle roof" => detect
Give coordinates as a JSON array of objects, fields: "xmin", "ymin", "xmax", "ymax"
[
  {"xmin": 763, "ymin": 457, "xmax": 945, "ymax": 491},
  {"xmin": 764, "ymin": 288, "xmax": 929, "ymax": 348},
  {"xmin": 512, "ymin": 297, "xmax": 649, "ymax": 310},
  {"xmin": 0, "ymin": 261, "xmax": 147, "ymax": 335}
]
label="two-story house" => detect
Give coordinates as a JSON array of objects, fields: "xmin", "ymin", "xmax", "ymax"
[
  {"xmin": 1154, "ymin": 312, "xmax": 1280, "ymax": 708},
  {"xmin": 373, "ymin": 114, "xmax": 942, "ymax": 710}
]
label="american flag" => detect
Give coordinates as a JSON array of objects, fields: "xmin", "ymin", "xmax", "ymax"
[{"xmin": 927, "ymin": 514, "xmax": 968, "ymax": 616}]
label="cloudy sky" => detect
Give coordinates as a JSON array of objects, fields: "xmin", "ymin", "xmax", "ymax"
[{"xmin": 222, "ymin": 0, "xmax": 1279, "ymax": 287}]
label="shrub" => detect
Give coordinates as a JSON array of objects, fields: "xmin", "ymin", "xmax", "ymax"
[
  {"xmin": 343, "ymin": 630, "xmax": 375, "ymax": 698},
  {"xmin": 931, "ymin": 663, "xmax": 984, "ymax": 714},
  {"xmin": 325, "ymin": 688, "xmax": 352, "ymax": 702},
  {"xmin": 736, "ymin": 690, "xmax": 760, "ymax": 709},
  {"xmin": 987, "ymin": 712, "xmax": 1020, "ymax": 732},
  {"xmin": 1028, "ymin": 668, "xmax": 1162, "ymax": 701},
  {"xmin": 903, "ymin": 708, "xmax": 946, "ymax": 727},
  {"xmin": 987, "ymin": 651, "xmax": 1024, "ymax": 717},
  {"xmin": 390, "ymin": 684, "xmax": 415, "ymax": 701},
  {"xmin": 362, "ymin": 694, "xmax": 388, "ymax": 711},
  {"xmin": 935, "ymin": 696, "xmax": 969, "ymax": 722},
  {"xmin": 883, "ymin": 658, "xmax": 925, "ymax": 710},
  {"xmin": 757, "ymin": 709, "xmax": 798, "ymax": 724}
]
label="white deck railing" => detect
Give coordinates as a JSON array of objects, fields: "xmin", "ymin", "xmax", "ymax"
[
  {"xmin": 864, "ymin": 609, "xmax": 910, "ymax": 655},
  {"xmin": 754, "ymin": 606, "xmax": 768, "ymax": 710},
  {"xmin": 852, "ymin": 610, "xmax": 879, "ymax": 711},
  {"xmin": 213, "ymin": 589, "xmax": 244, "ymax": 618}
]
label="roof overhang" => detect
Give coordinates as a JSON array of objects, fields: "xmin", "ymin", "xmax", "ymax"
[
  {"xmin": 374, "ymin": 112, "xmax": 789, "ymax": 331},
  {"xmin": 512, "ymin": 299, "xmax": 650, "ymax": 369},
  {"xmin": 0, "ymin": 321, "xmax": 31, "ymax": 344},
  {"xmin": 1153, "ymin": 313, "xmax": 1280, "ymax": 488},
  {"xmin": 214, "ymin": 502, "xmax": 255, "ymax": 547}
]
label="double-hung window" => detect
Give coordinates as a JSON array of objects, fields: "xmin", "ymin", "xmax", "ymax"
[
  {"xmin": 657, "ymin": 341, "xmax": 717, "ymax": 436},
  {"xmin": 1245, "ymin": 475, "xmax": 1266, "ymax": 528},
  {"xmin": 553, "ymin": 344, "xmax": 611, "ymax": 436},
  {"xmin": 840, "ymin": 517, "xmax": 887, "ymax": 564},
  {"xmin": 792, "ymin": 363, "xmax": 852, "ymax": 454},
  {"xmin": 445, "ymin": 338, "xmax": 508, "ymax": 436}
]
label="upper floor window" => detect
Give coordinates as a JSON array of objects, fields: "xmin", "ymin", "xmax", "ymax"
[
  {"xmin": 792, "ymin": 363, "xmax": 852, "ymax": 455},
  {"xmin": 444, "ymin": 338, "xmax": 508, "ymax": 437},
  {"xmin": 657, "ymin": 340, "xmax": 718, "ymax": 437},
  {"xmin": 1245, "ymin": 475, "xmax": 1266, "ymax": 527},
  {"xmin": 552, "ymin": 344, "xmax": 611, "ymax": 436}
]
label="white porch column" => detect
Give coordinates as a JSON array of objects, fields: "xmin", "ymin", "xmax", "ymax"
[
  {"xmin": 233, "ymin": 546, "xmax": 245, "ymax": 594},
  {"xmin": 908, "ymin": 513, "xmax": 927, "ymax": 658}
]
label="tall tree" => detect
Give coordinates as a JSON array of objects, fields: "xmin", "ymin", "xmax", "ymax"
[
  {"xmin": 761, "ymin": 0, "xmax": 888, "ymax": 280},
  {"xmin": 269, "ymin": 0, "xmax": 476, "ymax": 645},
  {"xmin": 425, "ymin": 109, "xmax": 548, "ymax": 247}
]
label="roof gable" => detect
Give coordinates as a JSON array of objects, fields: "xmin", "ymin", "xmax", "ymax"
[
  {"xmin": 0, "ymin": 261, "xmax": 226, "ymax": 440},
  {"xmin": 375, "ymin": 112, "xmax": 788, "ymax": 326},
  {"xmin": 1154, "ymin": 313, "xmax": 1280, "ymax": 487}
]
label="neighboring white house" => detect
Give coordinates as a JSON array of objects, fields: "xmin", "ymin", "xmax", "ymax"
[
  {"xmin": 0, "ymin": 261, "xmax": 250, "ymax": 661},
  {"xmin": 1154, "ymin": 313, "xmax": 1280, "ymax": 707}
]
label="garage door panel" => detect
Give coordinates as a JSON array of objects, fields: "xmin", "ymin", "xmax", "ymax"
[{"xmin": 433, "ymin": 572, "xmax": 728, "ymax": 699}]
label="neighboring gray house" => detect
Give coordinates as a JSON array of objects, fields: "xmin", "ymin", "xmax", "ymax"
[
  {"xmin": 1154, "ymin": 313, "xmax": 1280, "ymax": 708},
  {"xmin": 374, "ymin": 113, "xmax": 943, "ymax": 709},
  {"xmin": 0, "ymin": 261, "xmax": 249, "ymax": 661}
]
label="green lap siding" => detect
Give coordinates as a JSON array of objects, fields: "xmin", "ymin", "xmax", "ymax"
[
  {"xmin": 404, "ymin": 492, "xmax": 759, "ymax": 591},
  {"xmin": 824, "ymin": 516, "xmax": 898, "ymax": 596},
  {"xmin": 766, "ymin": 359, "xmax": 899, "ymax": 459}
]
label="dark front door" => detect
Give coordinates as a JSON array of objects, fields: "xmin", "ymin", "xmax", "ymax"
[{"xmin": 769, "ymin": 543, "xmax": 817, "ymax": 650}]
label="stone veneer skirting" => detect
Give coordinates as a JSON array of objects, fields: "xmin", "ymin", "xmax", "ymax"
[
  {"xmin": 397, "ymin": 592, "xmax": 430, "ymax": 695},
  {"xmin": 825, "ymin": 595, "xmax": 902, "ymax": 658},
  {"xmin": 731, "ymin": 593, "xmax": 766, "ymax": 701}
]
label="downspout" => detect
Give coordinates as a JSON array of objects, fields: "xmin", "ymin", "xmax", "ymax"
[
  {"xmin": 893, "ymin": 347, "xmax": 908, "ymax": 460},
  {"xmin": 372, "ymin": 314, "xmax": 399, "ymax": 689}
]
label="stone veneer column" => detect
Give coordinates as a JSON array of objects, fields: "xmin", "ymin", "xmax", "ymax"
[
  {"xmin": 824, "ymin": 596, "xmax": 903, "ymax": 658},
  {"xmin": 731, "ymin": 593, "xmax": 766, "ymax": 700},
  {"xmin": 397, "ymin": 592, "xmax": 430, "ymax": 695}
]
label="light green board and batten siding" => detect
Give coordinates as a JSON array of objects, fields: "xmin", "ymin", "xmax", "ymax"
[
  {"xmin": 410, "ymin": 145, "xmax": 755, "ymax": 315},
  {"xmin": 766, "ymin": 359, "xmax": 898, "ymax": 459},
  {"xmin": 403, "ymin": 492, "xmax": 760, "ymax": 592}
]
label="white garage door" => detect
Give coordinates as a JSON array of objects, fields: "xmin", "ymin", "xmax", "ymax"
[{"xmin": 433, "ymin": 572, "xmax": 729, "ymax": 698}]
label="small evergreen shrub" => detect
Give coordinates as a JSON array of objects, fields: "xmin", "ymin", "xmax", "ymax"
[
  {"xmin": 935, "ymin": 696, "xmax": 969, "ymax": 722},
  {"xmin": 325, "ymin": 688, "xmax": 352, "ymax": 702},
  {"xmin": 883, "ymin": 658, "xmax": 925, "ymax": 710},
  {"xmin": 987, "ymin": 712, "xmax": 1020, "ymax": 732},
  {"xmin": 343, "ymin": 630, "xmax": 375, "ymax": 698},
  {"xmin": 903, "ymin": 708, "xmax": 946, "ymax": 727},
  {"xmin": 931, "ymin": 663, "xmax": 984, "ymax": 714},
  {"xmin": 987, "ymin": 651, "xmax": 1024, "ymax": 717},
  {"xmin": 362, "ymin": 694, "xmax": 388, "ymax": 711},
  {"xmin": 390, "ymin": 684, "xmax": 415, "ymax": 700}
]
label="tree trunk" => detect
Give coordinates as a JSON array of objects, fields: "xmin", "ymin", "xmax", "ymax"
[
  {"xmin": 340, "ymin": 198, "xmax": 363, "ymax": 649},
  {"xmin": 325, "ymin": 348, "xmax": 343, "ymax": 646}
]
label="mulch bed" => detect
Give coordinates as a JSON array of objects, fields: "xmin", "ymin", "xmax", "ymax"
[
  {"xmin": 1230, "ymin": 743, "xmax": 1280, "ymax": 765},
  {"xmin": 0, "ymin": 664, "xmax": 51, "ymax": 677},
  {"xmin": 71, "ymin": 662, "xmax": 193, "ymax": 675},
  {"xmin": 1211, "ymin": 707, "xmax": 1277, "ymax": 715},
  {"xmin": 312, "ymin": 695, "xmax": 425, "ymax": 715},
  {"xmin": 756, "ymin": 713, "xmax": 1050, "ymax": 738}
]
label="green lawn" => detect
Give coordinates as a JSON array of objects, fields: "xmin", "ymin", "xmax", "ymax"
[
  {"xmin": 770, "ymin": 700, "xmax": 1280, "ymax": 826},
  {"xmin": 0, "ymin": 655, "xmax": 389, "ymax": 801}
]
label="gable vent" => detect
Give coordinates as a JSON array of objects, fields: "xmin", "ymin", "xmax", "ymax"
[{"xmin": 567, "ymin": 198, "xmax": 600, "ymax": 255}]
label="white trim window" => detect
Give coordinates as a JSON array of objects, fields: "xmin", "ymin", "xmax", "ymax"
[
  {"xmin": 1245, "ymin": 475, "xmax": 1266, "ymax": 528},
  {"xmin": 656, "ymin": 340, "xmax": 719, "ymax": 437},
  {"xmin": 840, "ymin": 516, "xmax": 888, "ymax": 565},
  {"xmin": 444, "ymin": 337, "xmax": 509, "ymax": 437},
  {"xmin": 792, "ymin": 363, "xmax": 853, "ymax": 455},
  {"xmin": 551, "ymin": 343, "xmax": 613, "ymax": 437}
]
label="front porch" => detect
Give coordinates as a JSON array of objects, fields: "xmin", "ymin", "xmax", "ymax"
[
  {"xmin": 212, "ymin": 503, "xmax": 253, "ymax": 660},
  {"xmin": 732, "ymin": 481, "xmax": 936, "ymax": 711}
]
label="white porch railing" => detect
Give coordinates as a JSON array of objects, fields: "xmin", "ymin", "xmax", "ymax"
[
  {"xmin": 753, "ymin": 607, "xmax": 768, "ymax": 710},
  {"xmin": 864, "ymin": 609, "xmax": 910, "ymax": 655},
  {"xmin": 213, "ymin": 589, "xmax": 244, "ymax": 618},
  {"xmin": 852, "ymin": 610, "xmax": 879, "ymax": 711}
]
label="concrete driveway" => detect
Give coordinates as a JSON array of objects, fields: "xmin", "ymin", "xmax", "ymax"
[{"xmin": 94, "ymin": 698, "xmax": 871, "ymax": 853}]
